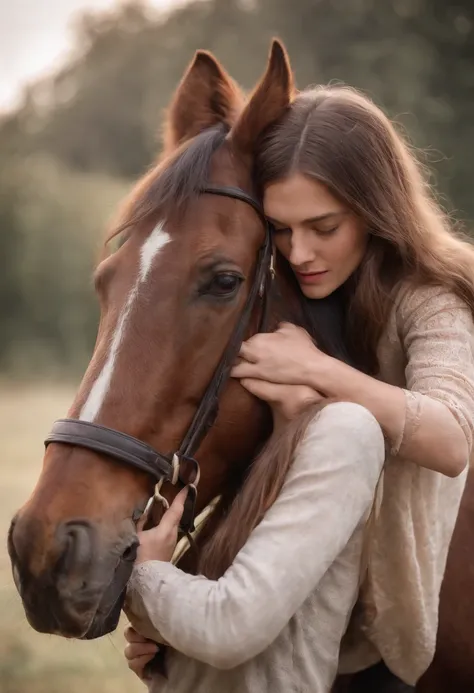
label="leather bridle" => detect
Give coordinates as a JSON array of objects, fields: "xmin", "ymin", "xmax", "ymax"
[{"xmin": 44, "ymin": 185, "xmax": 275, "ymax": 537}]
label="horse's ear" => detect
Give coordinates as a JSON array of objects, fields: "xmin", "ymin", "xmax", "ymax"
[
  {"xmin": 230, "ymin": 39, "xmax": 294, "ymax": 155},
  {"xmin": 162, "ymin": 50, "xmax": 244, "ymax": 154}
]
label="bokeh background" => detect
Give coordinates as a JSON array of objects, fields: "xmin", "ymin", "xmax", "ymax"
[{"xmin": 0, "ymin": 1, "xmax": 473, "ymax": 691}]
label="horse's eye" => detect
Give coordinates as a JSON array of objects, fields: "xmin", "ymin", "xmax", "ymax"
[{"xmin": 206, "ymin": 272, "xmax": 243, "ymax": 297}]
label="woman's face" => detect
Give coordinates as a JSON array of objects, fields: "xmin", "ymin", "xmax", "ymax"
[{"xmin": 263, "ymin": 173, "xmax": 368, "ymax": 299}]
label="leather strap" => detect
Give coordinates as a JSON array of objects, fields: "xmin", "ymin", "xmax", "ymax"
[
  {"xmin": 45, "ymin": 418, "xmax": 173, "ymax": 482},
  {"xmin": 44, "ymin": 184, "xmax": 274, "ymax": 536}
]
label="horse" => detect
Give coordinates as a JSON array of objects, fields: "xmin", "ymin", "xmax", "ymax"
[{"xmin": 6, "ymin": 39, "xmax": 474, "ymax": 693}]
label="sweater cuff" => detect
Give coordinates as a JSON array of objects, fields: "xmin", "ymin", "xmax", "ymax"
[
  {"xmin": 389, "ymin": 389, "xmax": 421, "ymax": 457},
  {"xmin": 125, "ymin": 561, "xmax": 182, "ymax": 646},
  {"xmin": 129, "ymin": 560, "xmax": 181, "ymax": 593}
]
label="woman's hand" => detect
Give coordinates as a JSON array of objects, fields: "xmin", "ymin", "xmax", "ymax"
[
  {"xmin": 124, "ymin": 625, "xmax": 158, "ymax": 681},
  {"xmin": 231, "ymin": 322, "xmax": 329, "ymax": 387},
  {"xmin": 230, "ymin": 322, "xmax": 330, "ymax": 424},
  {"xmin": 237, "ymin": 378, "xmax": 324, "ymax": 425},
  {"xmin": 135, "ymin": 487, "xmax": 188, "ymax": 565}
]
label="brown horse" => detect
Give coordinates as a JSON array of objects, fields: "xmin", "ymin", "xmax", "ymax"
[{"xmin": 6, "ymin": 40, "xmax": 474, "ymax": 693}]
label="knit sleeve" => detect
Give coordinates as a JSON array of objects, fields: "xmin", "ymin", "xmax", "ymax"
[
  {"xmin": 390, "ymin": 284, "xmax": 474, "ymax": 469},
  {"xmin": 125, "ymin": 402, "xmax": 385, "ymax": 670}
]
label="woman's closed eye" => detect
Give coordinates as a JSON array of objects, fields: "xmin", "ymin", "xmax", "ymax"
[
  {"xmin": 313, "ymin": 225, "xmax": 339, "ymax": 237},
  {"xmin": 270, "ymin": 224, "xmax": 339, "ymax": 237}
]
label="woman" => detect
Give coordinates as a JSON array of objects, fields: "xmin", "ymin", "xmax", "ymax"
[{"xmin": 123, "ymin": 85, "xmax": 474, "ymax": 692}]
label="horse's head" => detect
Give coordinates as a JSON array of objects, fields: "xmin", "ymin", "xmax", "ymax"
[{"xmin": 8, "ymin": 41, "xmax": 295, "ymax": 640}]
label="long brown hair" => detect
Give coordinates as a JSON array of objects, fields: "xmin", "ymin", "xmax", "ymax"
[
  {"xmin": 256, "ymin": 85, "xmax": 474, "ymax": 373},
  {"xmin": 198, "ymin": 84, "xmax": 474, "ymax": 579}
]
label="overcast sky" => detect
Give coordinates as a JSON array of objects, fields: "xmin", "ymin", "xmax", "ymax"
[{"xmin": 0, "ymin": 0, "xmax": 181, "ymax": 112}]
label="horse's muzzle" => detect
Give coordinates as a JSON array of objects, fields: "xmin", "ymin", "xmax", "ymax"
[{"xmin": 8, "ymin": 513, "xmax": 137, "ymax": 638}]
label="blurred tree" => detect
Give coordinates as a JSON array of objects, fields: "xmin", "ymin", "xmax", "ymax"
[
  {"xmin": 403, "ymin": 0, "xmax": 474, "ymax": 219},
  {"xmin": 0, "ymin": 154, "xmax": 129, "ymax": 374},
  {"xmin": 0, "ymin": 162, "xmax": 26, "ymax": 368},
  {"xmin": 0, "ymin": 0, "xmax": 473, "ymax": 374},
  {"xmin": 4, "ymin": 0, "xmax": 470, "ymax": 214}
]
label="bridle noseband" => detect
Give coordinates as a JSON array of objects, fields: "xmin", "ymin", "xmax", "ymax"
[{"xmin": 44, "ymin": 185, "xmax": 275, "ymax": 536}]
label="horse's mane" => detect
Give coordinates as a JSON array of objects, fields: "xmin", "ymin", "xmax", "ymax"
[{"xmin": 107, "ymin": 124, "xmax": 229, "ymax": 243}]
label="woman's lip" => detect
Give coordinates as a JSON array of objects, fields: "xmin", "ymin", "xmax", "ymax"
[
  {"xmin": 295, "ymin": 270, "xmax": 329, "ymax": 284},
  {"xmin": 297, "ymin": 271, "xmax": 328, "ymax": 276}
]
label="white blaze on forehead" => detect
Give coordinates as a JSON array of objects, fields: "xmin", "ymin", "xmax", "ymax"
[
  {"xmin": 139, "ymin": 221, "xmax": 170, "ymax": 282},
  {"xmin": 79, "ymin": 221, "xmax": 170, "ymax": 422}
]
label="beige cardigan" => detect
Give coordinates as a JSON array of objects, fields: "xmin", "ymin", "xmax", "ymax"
[
  {"xmin": 127, "ymin": 283, "xmax": 474, "ymax": 688},
  {"xmin": 339, "ymin": 282, "xmax": 474, "ymax": 681},
  {"xmin": 128, "ymin": 402, "xmax": 386, "ymax": 693}
]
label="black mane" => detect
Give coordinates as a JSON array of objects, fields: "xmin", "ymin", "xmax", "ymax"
[{"xmin": 116, "ymin": 124, "xmax": 229, "ymax": 233}]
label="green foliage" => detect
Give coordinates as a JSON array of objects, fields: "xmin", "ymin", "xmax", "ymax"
[
  {"xmin": 0, "ymin": 0, "xmax": 473, "ymax": 375},
  {"xmin": 0, "ymin": 153, "xmax": 129, "ymax": 375}
]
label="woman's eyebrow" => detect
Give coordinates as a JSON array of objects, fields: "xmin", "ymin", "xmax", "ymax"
[
  {"xmin": 301, "ymin": 211, "xmax": 343, "ymax": 224},
  {"xmin": 266, "ymin": 211, "xmax": 343, "ymax": 226}
]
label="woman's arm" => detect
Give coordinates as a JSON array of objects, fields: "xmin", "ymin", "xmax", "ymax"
[
  {"xmin": 313, "ymin": 287, "xmax": 474, "ymax": 477},
  {"xmin": 126, "ymin": 402, "xmax": 384, "ymax": 670}
]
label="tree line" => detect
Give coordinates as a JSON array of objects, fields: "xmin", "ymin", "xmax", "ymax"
[{"xmin": 1, "ymin": 0, "xmax": 472, "ymax": 373}]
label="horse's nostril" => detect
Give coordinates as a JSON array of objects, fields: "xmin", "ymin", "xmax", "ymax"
[
  {"xmin": 122, "ymin": 539, "xmax": 139, "ymax": 563},
  {"xmin": 57, "ymin": 521, "xmax": 94, "ymax": 580}
]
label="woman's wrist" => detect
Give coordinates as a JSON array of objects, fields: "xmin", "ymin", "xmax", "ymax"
[
  {"xmin": 305, "ymin": 352, "xmax": 344, "ymax": 396},
  {"xmin": 309, "ymin": 355, "xmax": 405, "ymax": 444}
]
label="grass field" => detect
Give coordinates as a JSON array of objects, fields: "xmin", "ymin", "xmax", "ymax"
[{"xmin": 0, "ymin": 381, "xmax": 143, "ymax": 693}]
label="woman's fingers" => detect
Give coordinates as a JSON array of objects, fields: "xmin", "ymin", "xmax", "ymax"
[
  {"xmin": 124, "ymin": 629, "xmax": 159, "ymax": 681},
  {"xmin": 124, "ymin": 625, "xmax": 150, "ymax": 644},
  {"xmin": 276, "ymin": 321, "xmax": 295, "ymax": 332},
  {"xmin": 127, "ymin": 652, "xmax": 157, "ymax": 680},
  {"xmin": 124, "ymin": 641, "xmax": 159, "ymax": 660},
  {"xmin": 231, "ymin": 360, "xmax": 266, "ymax": 380},
  {"xmin": 135, "ymin": 506, "xmax": 151, "ymax": 533},
  {"xmin": 238, "ymin": 340, "xmax": 259, "ymax": 362},
  {"xmin": 277, "ymin": 321, "xmax": 311, "ymax": 339},
  {"xmin": 157, "ymin": 486, "xmax": 188, "ymax": 535},
  {"xmin": 135, "ymin": 486, "xmax": 188, "ymax": 564},
  {"xmin": 231, "ymin": 362, "xmax": 251, "ymax": 379},
  {"xmin": 239, "ymin": 378, "xmax": 282, "ymax": 402}
]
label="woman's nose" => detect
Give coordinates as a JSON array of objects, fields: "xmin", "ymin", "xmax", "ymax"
[{"xmin": 289, "ymin": 233, "xmax": 317, "ymax": 268}]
